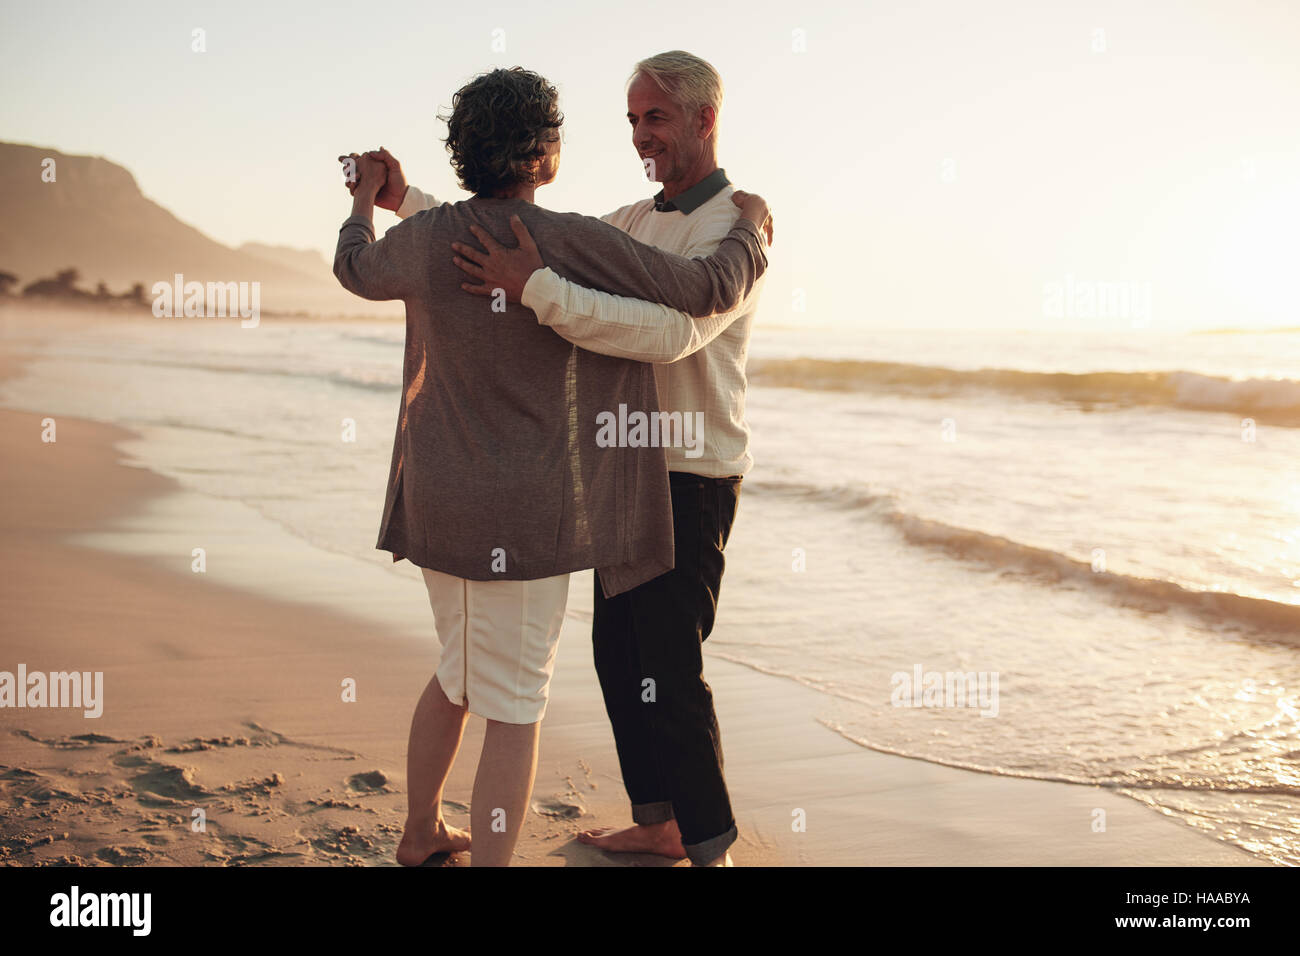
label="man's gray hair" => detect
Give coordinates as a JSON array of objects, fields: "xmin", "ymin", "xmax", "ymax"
[{"xmin": 630, "ymin": 50, "xmax": 724, "ymax": 143}]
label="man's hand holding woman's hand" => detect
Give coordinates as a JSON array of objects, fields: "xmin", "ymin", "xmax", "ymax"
[
  {"xmin": 337, "ymin": 147, "xmax": 409, "ymax": 212},
  {"xmin": 337, "ymin": 152, "xmax": 388, "ymax": 219}
]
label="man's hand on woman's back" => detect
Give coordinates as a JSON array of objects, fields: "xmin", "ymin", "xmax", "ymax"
[{"xmin": 452, "ymin": 216, "xmax": 546, "ymax": 304}]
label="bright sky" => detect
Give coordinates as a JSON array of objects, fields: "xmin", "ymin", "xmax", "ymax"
[{"xmin": 3, "ymin": 0, "xmax": 1298, "ymax": 330}]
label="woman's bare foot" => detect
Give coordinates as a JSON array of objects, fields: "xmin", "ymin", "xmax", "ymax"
[
  {"xmin": 396, "ymin": 817, "xmax": 471, "ymax": 866},
  {"xmin": 575, "ymin": 820, "xmax": 687, "ymax": 859}
]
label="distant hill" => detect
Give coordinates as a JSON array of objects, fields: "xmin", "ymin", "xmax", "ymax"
[
  {"xmin": 237, "ymin": 242, "xmax": 333, "ymax": 282},
  {"xmin": 0, "ymin": 142, "xmax": 397, "ymax": 316}
]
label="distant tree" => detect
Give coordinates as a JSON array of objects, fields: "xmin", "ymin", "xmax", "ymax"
[
  {"xmin": 95, "ymin": 281, "xmax": 110, "ymax": 299},
  {"xmin": 23, "ymin": 277, "xmax": 62, "ymax": 297},
  {"xmin": 23, "ymin": 267, "xmax": 89, "ymax": 299},
  {"xmin": 0, "ymin": 272, "xmax": 16, "ymax": 296},
  {"xmin": 125, "ymin": 282, "xmax": 146, "ymax": 305}
]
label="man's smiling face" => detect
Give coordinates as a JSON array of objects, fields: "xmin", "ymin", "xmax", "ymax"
[{"xmin": 627, "ymin": 72, "xmax": 706, "ymax": 186}]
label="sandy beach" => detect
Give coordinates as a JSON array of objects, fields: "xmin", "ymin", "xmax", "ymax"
[{"xmin": 0, "ymin": 314, "xmax": 1269, "ymax": 867}]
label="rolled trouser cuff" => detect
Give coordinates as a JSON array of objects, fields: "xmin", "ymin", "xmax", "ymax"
[
  {"xmin": 683, "ymin": 823, "xmax": 738, "ymax": 866},
  {"xmin": 630, "ymin": 800, "xmax": 676, "ymax": 825}
]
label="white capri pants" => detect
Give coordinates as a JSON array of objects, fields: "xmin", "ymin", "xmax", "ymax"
[{"xmin": 420, "ymin": 568, "xmax": 570, "ymax": 724}]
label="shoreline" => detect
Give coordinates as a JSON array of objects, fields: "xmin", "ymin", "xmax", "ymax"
[
  {"xmin": 0, "ymin": 334, "xmax": 1269, "ymax": 866},
  {"xmin": 0, "ymin": 295, "xmax": 403, "ymax": 324}
]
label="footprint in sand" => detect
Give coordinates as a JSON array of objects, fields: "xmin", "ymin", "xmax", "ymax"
[
  {"xmin": 531, "ymin": 797, "xmax": 585, "ymax": 819},
  {"xmin": 12, "ymin": 731, "xmax": 127, "ymax": 750},
  {"xmin": 129, "ymin": 762, "xmax": 212, "ymax": 804},
  {"xmin": 167, "ymin": 736, "xmax": 254, "ymax": 753},
  {"xmin": 310, "ymin": 824, "xmax": 377, "ymax": 856},
  {"xmin": 0, "ymin": 765, "xmax": 109, "ymax": 806},
  {"xmin": 204, "ymin": 833, "xmax": 296, "ymax": 865},
  {"xmin": 346, "ymin": 770, "xmax": 394, "ymax": 793},
  {"xmin": 95, "ymin": 845, "xmax": 154, "ymax": 865}
]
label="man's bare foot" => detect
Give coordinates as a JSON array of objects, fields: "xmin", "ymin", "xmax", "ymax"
[
  {"xmin": 575, "ymin": 820, "xmax": 687, "ymax": 859},
  {"xmin": 396, "ymin": 817, "xmax": 471, "ymax": 866}
]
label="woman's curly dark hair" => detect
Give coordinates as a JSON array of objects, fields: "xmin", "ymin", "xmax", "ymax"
[{"xmin": 442, "ymin": 67, "xmax": 564, "ymax": 196}]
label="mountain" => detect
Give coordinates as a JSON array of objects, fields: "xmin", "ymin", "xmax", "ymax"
[
  {"xmin": 0, "ymin": 141, "xmax": 395, "ymax": 316},
  {"xmin": 237, "ymin": 242, "xmax": 333, "ymax": 282}
]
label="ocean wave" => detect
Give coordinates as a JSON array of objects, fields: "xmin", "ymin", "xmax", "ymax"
[
  {"xmin": 741, "ymin": 477, "xmax": 899, "ymax": 514},
  {"xmin": 338, "ymin": 329, "xmax": 405, "ymax": 347},
  {"xmin": 814, "ymin": 719, "xmax": 1300, "ymax": 796},
  {"xmin": 60, "ymin": 353, "xmax": 400, "ymax": 393},
  {"xmin": 745, "ymin": 478, "xmax": 1300, "ymax": 637},
  {"xmin": 128, "ymin": 418, "xmax": 325, "ymax": 447},
  {"xmin": 700, "ymin": 650, "xmax": 1300, "ymax": 796},
  {"xmin": 748, "ymin": 359, "xmax": 1300, "ymax": 425}
]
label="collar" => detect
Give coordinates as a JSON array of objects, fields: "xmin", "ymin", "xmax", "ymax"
[{"xmin": 652, "ymin": 168, "xmax": 731, "ymax": 215}]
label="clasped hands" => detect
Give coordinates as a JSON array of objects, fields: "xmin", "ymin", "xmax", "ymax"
[{"xmin": 338, "ymin": 147, "xmax": 408, "ymax": 210}]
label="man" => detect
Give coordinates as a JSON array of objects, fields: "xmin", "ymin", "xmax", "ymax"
[{"xmin": 366, "ymin": 51, "xmax": 767, "ymax": 867}]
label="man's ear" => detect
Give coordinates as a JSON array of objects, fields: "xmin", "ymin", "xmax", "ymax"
[{"xmin": 697, "ymin": 105, "xmax": 717, "ymax": 141}]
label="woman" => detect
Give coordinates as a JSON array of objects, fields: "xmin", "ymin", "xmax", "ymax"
[{"xmin": 335, "ymin": 66, "xmax": 769, "ymax": 866}]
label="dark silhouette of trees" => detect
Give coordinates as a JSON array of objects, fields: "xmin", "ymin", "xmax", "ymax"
[
  {"xmin": 23, "ymin": 267, "xmax": 88, "ymax": 298},
  {"xmin": 1, "ymin": 268, "xmax": 150, "ymax": 308}
]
